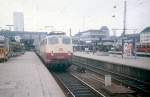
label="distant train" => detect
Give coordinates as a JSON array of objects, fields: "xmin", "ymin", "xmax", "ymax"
[
  {"xmin": 0, "ymin": 35, "xmax": 26, "ymax": 62},
  {"xmin": 0, "ymin": 36, "xmax": 9, "ymax": 61},
  {"xmin": 137, "ymin": 44, "xmax": 150, "ymax": 53},
  {"xmin": 37, "ymin": 32, "xmax": 73, "ymax": 70}
]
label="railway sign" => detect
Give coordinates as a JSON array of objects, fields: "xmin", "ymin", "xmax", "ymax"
[
  {"xmin": 123, "ymin": 38, "xmax": 134, "ymax": 56},
  {"xmin": 105, "ymin": 75, "xmax": 111, "ymax": 86}
]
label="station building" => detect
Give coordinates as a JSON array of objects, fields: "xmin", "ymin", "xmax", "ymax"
[
  {"xmin": 72, "ymin": 26, "xmax": 110, "ymax": 51},
  {"xmin": 140, "ymin": 27, "xmax": 150, "ymax": 45}
]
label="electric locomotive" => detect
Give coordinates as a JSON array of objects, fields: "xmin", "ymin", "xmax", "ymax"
[{"xmin": 39, "ymin": 32, "xmax": 73, "ymax": 70}]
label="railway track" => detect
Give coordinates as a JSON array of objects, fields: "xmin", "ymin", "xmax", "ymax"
[
  {"xmin": 52, "ymin": 72, "xmax": 105, "ymax": 97},
  {"xmin": 73, "ymin": 60, "xmax": 150, "ymax": 96},
  {"xmin": 72, "ymin": 70, "xmax": 136, "ymax": 97}
]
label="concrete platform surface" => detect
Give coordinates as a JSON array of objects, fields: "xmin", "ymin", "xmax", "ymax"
[
  {"xmin": 0, "ymin": 52, "xmax": 66, "ymax": 97},
  {"xmin": 74, "ymin": 52, "xmax": 150, "ymax": 70}
]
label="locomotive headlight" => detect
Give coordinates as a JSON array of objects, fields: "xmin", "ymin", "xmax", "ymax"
[
  {"xmin": 68, "ymin": 51, "xmax": 71, "ymax": 55},
  {"xmin": 51, "ymin": 53, "xmax": 54, "ymax": 56}
]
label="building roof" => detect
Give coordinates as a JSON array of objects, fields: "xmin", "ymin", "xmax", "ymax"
[
  {"xmin": 141, "ymin": 27, "xmax": 150, "ymax": 34},
  {"xmin": 100, "ymin": 26, "xmax": 109, "ymax": 32},
  {"xmin": 74, "ymin": 26, "xmax": 110, "ymax": 37},
  {"xmin": 86, "ymin": 30, "xmax": 100, "ymax": 32}
]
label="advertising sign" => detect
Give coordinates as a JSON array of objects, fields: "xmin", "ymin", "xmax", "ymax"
[{"xmin": 123, "ymin": 39, "xmax": 133, "ymax": 56}]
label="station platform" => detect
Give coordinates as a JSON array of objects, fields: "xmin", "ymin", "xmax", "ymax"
[
  {"xmin": 74, "ymin": 52, "xmax": 150, "ymax": 70},
  {"xmin": 0, "ymin": 52, "xmax": 66, "ymax": 97}
]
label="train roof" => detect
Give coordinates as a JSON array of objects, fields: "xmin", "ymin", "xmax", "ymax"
[
  {"xmin": 48, "ymin": 31, "xmax": 66, "ymax": 35},
  {"xmin": 41, "ymin": 34, "xmax": 70, "ymax": 41}
]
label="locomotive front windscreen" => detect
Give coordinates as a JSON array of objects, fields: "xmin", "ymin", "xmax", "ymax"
[
  {"xmin": 48, "ymin": 37, "xmax": 59, "ymax": 44},
  {"xmin": 62, "ymin": 37, "xmax": 71, "ymax": 44}
]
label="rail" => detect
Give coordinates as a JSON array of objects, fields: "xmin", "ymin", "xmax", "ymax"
[
  {"xmin": 52, "ymin": 72, "xmax": 105, "ymax": 97},
  {"xmin": 73, "ymin": 59, "xmax": 150, "ymax": 95}
]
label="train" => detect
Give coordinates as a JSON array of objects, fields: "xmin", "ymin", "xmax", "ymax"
[
  {"xmin": 37, "ymin": 32, "xmax": 73, "ymax": 70},
  {"xmin": 0, "ymin": 35, "xmax": 26, "ymax": 62},
  {"xmin": 136, "ymin": 44, "xmax": 150, "ymax": 53},
  {"xmin": 0, "ymin": 36, "xmax": 9, "ymax": 61}
]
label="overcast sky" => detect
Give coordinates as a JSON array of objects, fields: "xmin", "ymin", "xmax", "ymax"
[{"xmin": 0, "ymin": 0, "xmax": 150, "ymax": 35}]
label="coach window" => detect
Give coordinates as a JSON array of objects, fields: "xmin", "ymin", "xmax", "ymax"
[
  {"xmin": 63, "ymin": 37, "xmax": 71, "ymax": 44},
  {"xmin": 48, "ymin": 37, "xmax": 58, "ymax": 44}
]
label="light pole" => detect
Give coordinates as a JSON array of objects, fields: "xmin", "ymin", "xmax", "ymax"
[
  {"xmin": 69, "ymin": 28, "xmax": 72, "ymax": 37},
  {"xmin": 113, "ymin": 0, "xmax": 127, "ymax": 58},
  {"xmin": 122, "ymin": 0, "xmax": 127, "ymax": 58}
]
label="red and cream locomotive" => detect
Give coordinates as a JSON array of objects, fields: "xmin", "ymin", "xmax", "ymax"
[{"xmin": 38, "ymin": 32, "xmax": 73, "ymax": 70}]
